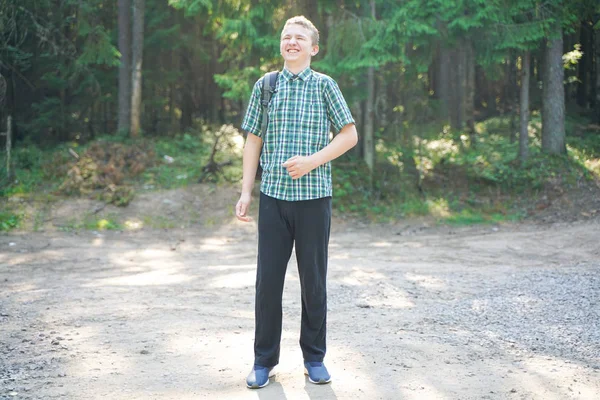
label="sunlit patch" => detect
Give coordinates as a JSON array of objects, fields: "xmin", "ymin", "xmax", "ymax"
[
  {"xmin": 339, "ymin": 268, "xmax": 388, "ymax": 286},
  {"xmin": 209, "ymin": 270, "xmax": 255, "ymax": 288},
  {"xmin": 585, "ymin": 158, "xmax": 600, "ymax": 176},
  {"xmin": 370, "ymin": 241, "xmax": 392, "ymax": 247},
  {"xmin": 96, "ymin": 219, "xmax": 111, "ymax": 230},
  {"xmin": 231, "ymin": 133, "xmax": 245, "ymax": 152},
  {"xmin": 205, "ymin": 263, "xmax": 255, "ymax": 271},
  {"xmin": 197, "ymin": 237, "xmax": 231, "ymax": 251},
  {"xmin": 84, "ymin": 269, "xmax": 193, "ymax": 287},
  {"xmin": 330, "ymin": 253, "xmax": 350, "ymax": 260},
  {"xmin": 92, "ymin": 237, "xmax": 104, "ymax": 246},
  {"xmin": 5, "ymin": 283, "xmax": 38, "ymax": 293},
  {"xmin": 404, "ymin": 272, "xmax": 446, "ymax": 289},
  {"xmin": 124, "ymin": 220, "xmax": 143, "ymax": 230},
  {"xmin": 403, "ymin": 241, "xmax": 425, "ymax": 248},
  {"xmin": 340, "ymin": 276, "xmax": 362, "ymax": 286},
  {"xmin": 427, "ymin": 198, "xmax": 451, "ymax": 218},
  {"xmin": 6, "ymin": 251, "xmax": 63, "ymax": 266},
  {"xmin": 123, "ymin": 266, "xmax": 146, "ymax": 273},
  {"xmin": 424, "ymin": 137, "xmax": 458, "ymax": 154}
]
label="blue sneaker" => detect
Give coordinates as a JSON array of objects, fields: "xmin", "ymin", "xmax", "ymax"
[
  {"xmin": 304, "ymin": 361, "xmax": 331, "ymax": 384},
  {"xmin": 246, "ymin": 365, "xmax": 275, "ymax": 389}
]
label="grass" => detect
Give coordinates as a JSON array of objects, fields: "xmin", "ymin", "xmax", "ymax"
[
  {"xmin": 58, "ymin": 214, "xmax": 123, "ymax": 232},
  {"xmin": 442, "ymin": 209, "xmax": 523, "ymax": 226}
]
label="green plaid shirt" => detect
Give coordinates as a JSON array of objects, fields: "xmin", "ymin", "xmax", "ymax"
[{"xmin": 241, "ymin": 67, "xmax": 355, "ymax": 201}]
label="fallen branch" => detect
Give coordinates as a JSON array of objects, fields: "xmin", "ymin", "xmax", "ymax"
[{"xmin": 198, "ymin": 132, "xmax": 232, "ymax": 183}]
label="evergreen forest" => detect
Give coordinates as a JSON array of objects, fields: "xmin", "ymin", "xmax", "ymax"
[{"xmin": 1, "ymin": 0, "xmax": 600, "ymax": 228}]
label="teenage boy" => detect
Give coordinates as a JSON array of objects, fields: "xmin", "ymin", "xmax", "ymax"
[{"xmin": 235, "ymin": 15, "xmax": 358, "ymax": 389}]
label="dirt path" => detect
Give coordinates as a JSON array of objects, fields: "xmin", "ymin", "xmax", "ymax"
[{"xmin": 1, "ymin": 209, "xmax": 600, "ymax": 399}]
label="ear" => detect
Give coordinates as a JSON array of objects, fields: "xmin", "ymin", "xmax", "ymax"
[{"xmin": 311, "ymin": 45, "xmax": 319, "ymax": 56}]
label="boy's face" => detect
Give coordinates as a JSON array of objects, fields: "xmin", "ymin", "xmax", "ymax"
[{"xmin": 280, "ymin": 24, "xmax": 319, "ymax": 67}]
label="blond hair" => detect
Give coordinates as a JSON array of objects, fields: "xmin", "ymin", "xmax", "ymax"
[{"xmin": 283, "ymin": 16, "xmax": 319, "ymax": 45}]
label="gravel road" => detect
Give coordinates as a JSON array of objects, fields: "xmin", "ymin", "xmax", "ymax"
[{"xmin": 1, "ymin": 218, "xmax": 599, "ymax": 399}]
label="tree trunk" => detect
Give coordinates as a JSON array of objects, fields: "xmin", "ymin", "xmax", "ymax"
[
  {"xmin": 485, "ymin": 71, "xmax": 497, "ymax": 117},
  {"xmin": 118, "ymin": 0, "xmax": 131, "ymax": 135},
  {"xmin": 465, "ymin": 40, "xmax": 475, "ymax": 140},
  {"xmin": 437, "ymin": 45, "xmax": 451, "ymax": 121},
  {"xmin": 458, "ymin": 45, "xmax": 467, "ymax": 130},
  {"xmin": 449, "ymin": 46, "xmax": 466, "ymax": 132},
  {"xmin": 364, "ymin": 67, "xmax": 375, "ymax": 171},
  {"xmin": 508, "ymin": 50, "xmax": 518, "ymax": 143},
  {"xmin": 542, "ymin": 30, "xmax": 566, "ymax": 155},
  {"xmin": 303, "ymin": 0, "xmax": 319, "ymax": 27},
  {"xmin": 352, "ymin": 100, "xmax": 363, "ymax": 158},
  {"xmin": 449, "ymin": 49, "xmax": 459, "ymax": 129},
  {"xmin": 363, "ymin": 0, "xmax": 376, "ymax": 172},
  {"xmin": 591, "ymin": 23, "xmax": 597, "ymax": 113},
  {"xmin": 180, "ymin": 91, "xmax": 193, "ymax": 132},
  {"xmin": 594, "ymin": 27, "xmax": 600, "ymax": 124},
  {"xmin": 519, "ymin": 51, "xmax": 530, "ymax": 162},
  {"xmin": 130, "ymin": 0, "xmax": 145, "ymax": 137},
  {"xmin": 576, "ymin": 21, "xmax": 590, "ymax": 108}
]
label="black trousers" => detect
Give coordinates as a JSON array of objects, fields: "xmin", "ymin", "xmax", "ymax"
[{"xmin": 254, "ymin": 192, "xmax": 331, "ymax": 368}]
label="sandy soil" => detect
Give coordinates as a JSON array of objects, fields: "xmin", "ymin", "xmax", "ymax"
[{"xmin": 1, "ymin": 185, "xmax": 599, "ymax": 400}]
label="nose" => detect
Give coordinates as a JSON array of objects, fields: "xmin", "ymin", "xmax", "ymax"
[{"xmin": 289, "ymin": 36, "xmax": 297, "ymax": 45}]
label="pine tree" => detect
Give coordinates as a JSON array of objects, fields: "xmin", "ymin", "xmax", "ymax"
[{"xmin": 118, "ymin": 0, "xmax": 132, "ymax": 135}]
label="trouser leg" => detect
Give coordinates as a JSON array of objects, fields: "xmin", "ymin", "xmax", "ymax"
[
  {"xmin": 254, "ymin": 193, "xmax": 294, "ymax": 368},
  {"xmin": 293, "ymin": 197, "xmax": 331, "ymax": 362}
]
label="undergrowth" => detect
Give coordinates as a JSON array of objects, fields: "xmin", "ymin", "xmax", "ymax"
[{"xmin": 1, "ymin": 116, "xmax": 598, "ymax": 231}]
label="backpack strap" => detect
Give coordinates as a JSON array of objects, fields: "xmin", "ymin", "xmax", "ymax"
[{"xmin": 260, "ymin": 71, "xmax": 279, "ymax": 137}]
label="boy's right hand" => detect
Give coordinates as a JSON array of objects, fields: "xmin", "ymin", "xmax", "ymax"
[{"xmin": 235, "ymin": 193, "xmax": 253, "ymax": 222}]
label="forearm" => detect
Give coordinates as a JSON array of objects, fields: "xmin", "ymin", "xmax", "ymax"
[
  {"xmin": 241, "ymin": 133, "xmax": 263, "ymax": 195},
  {"xmin": 310, "ymin": 124, "xmax": 358, "ymax": 167}
]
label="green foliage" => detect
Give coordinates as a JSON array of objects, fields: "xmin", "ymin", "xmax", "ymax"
[
  {"xmin": 210, "ymin": 2, "xmax": 281, "ymax": 101},
  {"xmin": 147, "ymin": 131, "xmax": 212, "ymax": 189},
  {"xmin": 77, "ymin": 23, "xmax": 120, "ymax": 67},
  {"xmin": 332, "ymin": 158, "xmax": 374, "ymax": 214},
  {"xmin": 168, "ymin": 0, "xmax": 212, "ymax": 16},
  {"xmin": 0, "ymin": 212, "xmax": 21, "ymax": 231},
  {"xmin": 330, "ymin": 114, "xmax": 599, "ymax": 224},
  {"xmin": 0, "ymin": 144, "xmax": 65, "ymax": 197},
  {"xmin": 420, "ymin": 119, "xmax": 595, "ymax": 191},
  {"xmin": 214, "ymin": 67, "xmax": 262, "ymax": 101}
]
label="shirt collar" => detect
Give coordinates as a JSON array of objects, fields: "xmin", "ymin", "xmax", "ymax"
[{"xmin": 282, "ymin": 67, "xmax": 312, "ymax": 82}]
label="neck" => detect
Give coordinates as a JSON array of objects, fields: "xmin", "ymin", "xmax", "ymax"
[{"xmin": 284, "ymin": 61, "xmax": 310, "ymax": 75}]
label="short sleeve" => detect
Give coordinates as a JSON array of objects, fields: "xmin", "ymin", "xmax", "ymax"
[
  {"xmin": 241, "ymin": 78, "xmax": 264, "ymax": 137},
  {"xmin": 323, "ymin": 78, "xmax": 355, "ymax": 132}
]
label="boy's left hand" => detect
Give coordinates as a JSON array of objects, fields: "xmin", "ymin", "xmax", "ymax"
[{"xmin": 282, "ymin": 155, "xmax": 317, "ymax": 180}]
